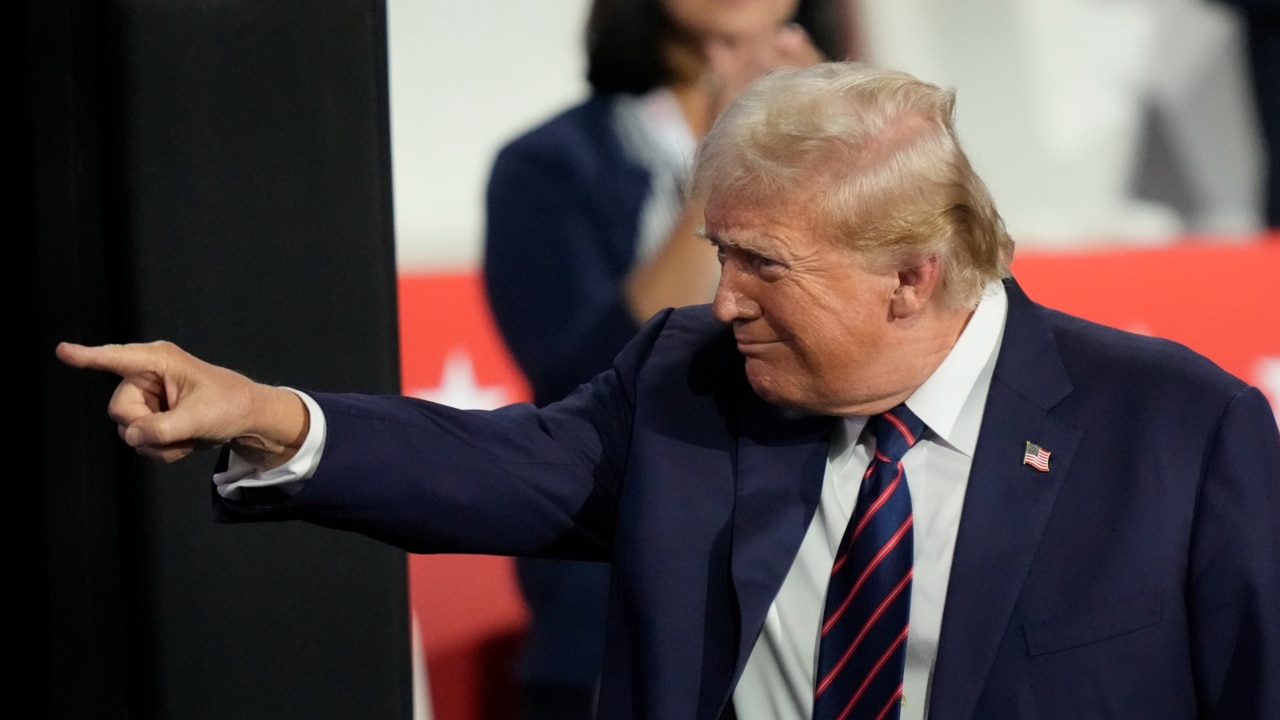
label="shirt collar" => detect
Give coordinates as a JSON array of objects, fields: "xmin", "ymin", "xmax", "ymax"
[
  {"xmin": 904, "ymin": 280, "xmax": 1008, "ymax": 457},
  {"xmin": 838, "ymin": 280, "xmax": 1007, "ymax": 457}
]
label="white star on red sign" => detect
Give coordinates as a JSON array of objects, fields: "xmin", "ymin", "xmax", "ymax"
[{"xmin": 409, "ymin": 348, "xmax": 511, "ymax": 410}]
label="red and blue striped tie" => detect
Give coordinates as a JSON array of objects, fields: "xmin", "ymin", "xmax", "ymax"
[{"xmin": 813, "ymin": 404, "xmax": 924, "ymax": 720}]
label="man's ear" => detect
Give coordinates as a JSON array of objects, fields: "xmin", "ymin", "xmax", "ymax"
[{"xmin": 890, "ymin": 255, "xmax": 942, "ymax": 319}]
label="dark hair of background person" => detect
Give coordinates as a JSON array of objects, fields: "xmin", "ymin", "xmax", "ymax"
[{"xmin": 586, "ymin": 0, "xmax": 849, "ymax": 94}]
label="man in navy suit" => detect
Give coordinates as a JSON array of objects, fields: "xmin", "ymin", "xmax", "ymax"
[{"xmin": 59, "ymin": 63, "xmax": 1279, "ymax": 719}]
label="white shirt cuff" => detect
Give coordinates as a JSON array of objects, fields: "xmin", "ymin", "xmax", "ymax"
[{"xmin": 213, "ymin": 388, "xmax": 327, "ymax": 501}]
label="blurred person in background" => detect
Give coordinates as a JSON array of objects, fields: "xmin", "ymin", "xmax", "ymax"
[
  {"xmin": 1215, "ymin": 0, "xmax": 1280, "ymax": 227},
  {"xmin": 482, "ymin": 1, "xmax": 848, "ymax": 717}
]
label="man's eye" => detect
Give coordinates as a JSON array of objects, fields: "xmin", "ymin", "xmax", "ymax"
[{"xmin": 750, "ymin": 254, "xmax": 785, "ymax": 275}]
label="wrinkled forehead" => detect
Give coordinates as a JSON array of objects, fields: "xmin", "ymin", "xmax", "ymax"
[
  {"xmin": 701, "ymin": 159, "xmax": 837, "ymax": 212},
  {"xmin": 704, "ymin": 182, "xmax": 812, "ymax": 224},
  {"xmin": 701, "ymin": 186, "xmax": 852, "ymax": 255},
  {"xmin": 702, "ymin": 173, "xmax": 865, "ymax": 244}
]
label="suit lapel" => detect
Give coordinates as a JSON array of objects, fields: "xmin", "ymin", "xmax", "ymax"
[
  {"xmin": 928, "ymin": 279, "xmax": 1083, "ymax": 720},
  {"xmin": 728, "ymin": 390, "xmax": 832, "ymax": 691}
]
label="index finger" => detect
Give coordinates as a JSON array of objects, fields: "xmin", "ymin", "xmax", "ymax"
[{"xmin": 56, "ymin": 341, "xmax": 169, "ymax": 378}]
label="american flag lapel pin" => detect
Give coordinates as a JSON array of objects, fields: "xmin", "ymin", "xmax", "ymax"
[{"xmin": 1023, "ymin": 441, "xmax": 1051, "ymax": 472}]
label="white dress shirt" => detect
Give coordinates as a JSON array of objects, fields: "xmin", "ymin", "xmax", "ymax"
[{"xmin": 733, "ymin": 281, "xmax": 1007, "ymax": 720}]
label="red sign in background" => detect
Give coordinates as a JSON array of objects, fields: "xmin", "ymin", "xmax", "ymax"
[
  {"xmin": 398, "ymin": 238, "xmax": 1279, "ymax": 720},
  {"xmin": 398, "ymin": 270, "xmax": 531, "ymax": 720}
]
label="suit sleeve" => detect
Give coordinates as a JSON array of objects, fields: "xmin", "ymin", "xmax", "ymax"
[
  {"xmin": 213, "ymin": 309, "xmax": 680, "ymax": 561},
  {"xmin": 1188, "ymin": 385, "xmax": 1280, "ymax": 718},
  {"xmin": 482, "ymin": 126, "xmax": 644, "ymax": 405}
]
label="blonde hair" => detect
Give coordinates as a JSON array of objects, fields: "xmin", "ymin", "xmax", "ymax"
[{"xmin": 689, "ymin": 62, "xmax": 1014, "ymax": 309}]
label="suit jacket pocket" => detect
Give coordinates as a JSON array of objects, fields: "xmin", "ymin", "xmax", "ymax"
[{"xmin": 1023, "ymin": 590, "xmax": 1163, "ymax": 656}]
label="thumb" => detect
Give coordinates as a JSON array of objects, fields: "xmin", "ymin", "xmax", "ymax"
[
  {"xmin": 116, "ymin": 391, "xmax": 220, "ymax": 464},
  {"xmin": 121, "ymin": 405, "xmax": 197, "ymax": 450}
]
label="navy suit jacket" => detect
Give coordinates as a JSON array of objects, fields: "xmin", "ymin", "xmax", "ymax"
[{"xmin": 221, "ymin": 279, "xmax": 1280, "ymax": 719}]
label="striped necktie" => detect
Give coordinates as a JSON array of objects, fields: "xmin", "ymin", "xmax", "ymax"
[{"xmin": 813, "ymin": 404, "xmax": 924, "ymax": 720}]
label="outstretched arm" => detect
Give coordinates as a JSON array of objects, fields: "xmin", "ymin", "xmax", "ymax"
[{"xmin": 56, "ymin": 341, "xmax": 309, "ymax": 469}]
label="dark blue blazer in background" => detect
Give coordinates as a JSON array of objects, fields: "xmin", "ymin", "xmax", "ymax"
[
  {"xmin": 484, "ymin": 94, "xmax": 651, "ymax": 408},
  {"xmin": 221, "ymin": 279, "xmax": 1280, "ymax": 719}
]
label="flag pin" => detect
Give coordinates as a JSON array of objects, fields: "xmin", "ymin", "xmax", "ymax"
[{"xmin": 1023, "ymin": 441, "xmax": 1051, "ymax": 472}]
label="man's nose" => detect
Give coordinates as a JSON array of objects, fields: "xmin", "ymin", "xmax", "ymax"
[{"xmin": 711, "ymin": 270, "xmax": 756, "ymax": 323}]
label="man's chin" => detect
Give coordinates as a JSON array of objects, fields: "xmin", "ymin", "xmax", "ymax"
[
  {"xmin": 745, "ymin": 367, "xmax": 871, "ymax": 416},
  {"xmin": 744, "ymin": 365, "xmax": 808, "ymax": 411}
]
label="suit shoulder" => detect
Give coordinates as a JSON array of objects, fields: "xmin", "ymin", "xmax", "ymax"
[
  {"xmin": 613, "ymin": 305, "xmax": 741, "ymax": 392},
  {"xmin": 1043, "ymin": 306, "xmax": 1249, "ymax": 403},
  {"xmin": 651, "ymin": 304, "xmax": 734, "ymax": 347},
  {"xmin": 622, "ymin": 305, "xmax": 735, "ymax": 362}
]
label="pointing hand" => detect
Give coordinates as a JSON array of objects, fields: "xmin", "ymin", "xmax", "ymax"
[{"xmin": 57, "ymin": 341, "xmax": 308, "ymax": 468}]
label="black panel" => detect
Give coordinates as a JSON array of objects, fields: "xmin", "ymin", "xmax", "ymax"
[
  {"xmin": 32, "ymin": 0, "xmax": 412, "ymax": 718},
  {"xmin": 30, "ymin": 0, "xmax": 131, "ymax": 716}
]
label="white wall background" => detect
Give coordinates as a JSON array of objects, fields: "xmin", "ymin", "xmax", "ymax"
[
  {"xmin": 387, "ymin": 0, "xmax": 1264, "ymax": 272},
  {"xmin": 387, "ymin": 0, "xmax": 591, "ymax": 271}
]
